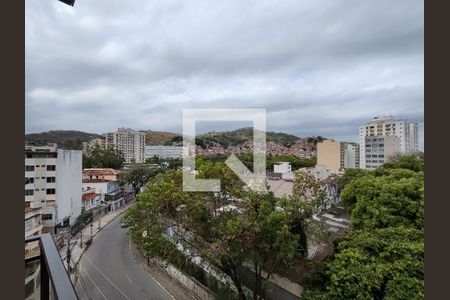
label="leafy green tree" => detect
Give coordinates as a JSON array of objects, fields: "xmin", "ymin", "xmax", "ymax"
[
  {"xmin": 303, "ymin": 154, "xmax": 424, "ymax": 299},
  {"xmin": 336, "ymin": 168, "xmax": 370, "ymax": 191},
  {"xmin": 83, "ymin": 146, "xmax": 125, "ymax": 169},
  {"xmin": 341, "ymin": 169, "xmax": 424, "ymax": 230},
  {"xmin": 124, "ymin": 165, "xmax": 160, "ymax": 194},
  {"xmin": 304, "ymin": 227, "xmax": 424, "ymax": 300},
  {"xmin": 125, "ymin": 163, "xmax": 309, "ymax": 300},
  {"xmin": 383, "ymin": 153, "xmax": 424, "ymax": 172}
]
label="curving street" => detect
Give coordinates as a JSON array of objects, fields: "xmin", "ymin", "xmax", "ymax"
[{"xmin": 75, "ymin": 216, "xmax": 176, "ymax": 300}]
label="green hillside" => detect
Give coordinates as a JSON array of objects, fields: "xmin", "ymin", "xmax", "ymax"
[
  {"xmin": 25, "ymin": 130, "xmax": 102, "ymax": 146},
  {"xmin": 196, "ymin": 127, "xmax": 302, "ymax": 148}
]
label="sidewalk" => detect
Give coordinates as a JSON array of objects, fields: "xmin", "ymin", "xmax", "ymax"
[{"xmin": 59, "ymin": 201, "xmax": 134, "ymax": 275}]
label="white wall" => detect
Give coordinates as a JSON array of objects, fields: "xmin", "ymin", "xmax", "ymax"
[{"xmin": 56, "ymin": 149, "xmax": 82, "ymax": 226}]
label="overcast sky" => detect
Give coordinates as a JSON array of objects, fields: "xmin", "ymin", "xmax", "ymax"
[{"xmin": 25, "ymin": 0, "xmax": 424, "ymax": 145}]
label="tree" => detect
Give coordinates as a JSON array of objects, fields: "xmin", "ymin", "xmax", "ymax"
[
  {"xmin": 83, "ymin": 146, "xmax": 125, "ymax": 169},
  {"xmin": 304, "ymin": 227, "xmax": 424, "ymax": 300},
  {"xmin": 238, "ymin": 191, "xmax": 299, "ymax": 299},
  {"xmin": 125, "ymin": 164, "xmax": 309, "ymax": 300},
  {"xmin": 336, "ymin": 168, "xmax": 370, "ymax": 191},
  {"xmin": 124, "ymin": 165, "xmax": 160, "ymax": 194},
  {"xmin": 341, "ymin": 169, "xmax": 424, "ymax": 230},
  {"xmin": 303, "ymin": 154, "xmax": 424, "ymax": 299}
]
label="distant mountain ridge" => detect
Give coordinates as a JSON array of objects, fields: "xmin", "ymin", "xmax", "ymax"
[
  {"xmin": 25, "ymin": 128, "xmax": 324, "ymax": 149},
  {"xmin": 25, "ymin": 130, "xmax": 103, "ymax": 146}
]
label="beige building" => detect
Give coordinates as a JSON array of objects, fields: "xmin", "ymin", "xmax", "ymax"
[
  {"xmin": 317, "ymin": 140, "xmax": 359, "ymax": 172},
  {"xmin": 364, "ymin": 135, "xmax": 401, "ymax": 169}
]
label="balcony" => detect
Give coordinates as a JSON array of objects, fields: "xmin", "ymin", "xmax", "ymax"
[{"xmin": 25, "ymin": 234, "xmax": 78, "ymax": 300}]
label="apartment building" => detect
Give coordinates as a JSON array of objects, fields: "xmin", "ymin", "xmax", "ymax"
[
  {"xmin": 364, "ymin": 136, "xmax": 401, "ymax": 169},
  {"xmin": 317, "ymin": 140, "xmax": 360, "ymax": 172},
  {"xmin": 144, "ymin": 145, "xmax": 183, "ymax": 160},
  {"xmin": 359, "ymin": 116, "xmax": 419, "ymax": 168},
  {"xmin": 104, "ymin": 128, "xmax": 145, "ymax": 163},
  {"xmin": 25, "ymin": 145, "xmax": 82, "ymax": 232}
]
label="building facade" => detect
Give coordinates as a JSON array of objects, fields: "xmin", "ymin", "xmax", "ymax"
[
  {"xmin": 104, "ymin": 128, "xmax": 146, "ymax": 163},
  {"xmin": 83, "ymin": 168, "xmax": 122, "ymax": 181},
  {"xmin": 359, "ymin": 116, "xmax": 419, "ymax": 168},
  {"xmin": 317, "ymin": 140, "xmax": 360, "ymax": 172},
  {"xmin": 364, "ymin": 135, "xmax": 401, "ymax": 169},
  {"xmin": 144, "ymin": 145, "xmax": 183, "ymax": 160},
  {"xmin": 25, "ymin": 146, "xmax": 82, "ymax": 232}
]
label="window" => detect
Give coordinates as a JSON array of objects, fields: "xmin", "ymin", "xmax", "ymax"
[
  {"xmin": 25, "ymin": 165, "xmax": 34, "ymax": 172},
  {"xmin": 47, "ymin": 165, "xmax": 56, "ymax": 171},
  {"xmin": 46, "ymin": 177, "xmax": 56, "ymax": 183},
  {"xmin": 25, "ymin": 177, "xmax": 34, "ymax": 184},
  {"xmin": 26, "ymin": 153, "xmax": 32, "ymax": 158},
  {"xmin": 42, "ymin": 214, "xmax": 53, "ymax": 220},
  {"xmin": 25, "ymin": 189, "xmax": 34, "ymax": 196},
  {"xmin": 46, "ymin": 188, "xmax": 56, "ymax": 195}
]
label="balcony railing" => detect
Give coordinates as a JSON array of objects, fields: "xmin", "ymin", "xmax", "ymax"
[{"xmin": 25, "ymin": 234, "xmax": 78, "ymax": 300}]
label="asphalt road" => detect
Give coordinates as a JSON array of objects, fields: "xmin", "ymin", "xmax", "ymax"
[{"xmin": 75, "ymin": 217, "xmax": 174, "ymax": 300}]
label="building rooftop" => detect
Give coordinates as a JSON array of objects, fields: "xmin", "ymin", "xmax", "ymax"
[
  {"xmin": 83, "ymin": 168, "xmax": 122, "ymax": 176},
  {"xmin": 82, "ymin": 179, "xmax": 116, "ymax": 183},
  {"xmin": 82, "ymin": 192, "xmax": 99, "ymax": 202},
  {"xmin": 267, "ymin": 179, "xmax": 293, "ymax": 198}
]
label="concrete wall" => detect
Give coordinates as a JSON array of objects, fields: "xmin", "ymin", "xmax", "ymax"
[
  {"xmin": 56, "ymin": 149, "xmax": 82, "ymax": 226},
  {"xmin": 317, "ymin": 140, "xmax": 341, "ymax": 172}
]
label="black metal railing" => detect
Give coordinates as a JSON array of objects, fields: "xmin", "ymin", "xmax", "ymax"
[{"xmin": 25, "ymin": 234, "xmax": 78, "ymax": 300}]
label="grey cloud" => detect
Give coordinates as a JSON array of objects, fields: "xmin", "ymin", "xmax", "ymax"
[{"xmin": 26, "ymin": 0, "xmax": 423, "ymax": 147}]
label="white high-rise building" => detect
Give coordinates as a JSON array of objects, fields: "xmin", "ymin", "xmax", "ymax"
[
  {"xmin": 25, "ymin": 145, "xmax": 82, "ymax": 232},
  {"xmin": 104, "ymin": 128, "xmax": 146, "ymax": 163},
  {"xmin": 359, "ymin": 116, "xmax": 419, "ymax": 169}
]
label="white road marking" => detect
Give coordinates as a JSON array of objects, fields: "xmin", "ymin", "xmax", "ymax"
[
  {"xmin": 143, "ymin": 272, "xmax": 177, "ymax": 300},
  {"xmin": 84, "ymin": 255, "xmax": 131, "ymax": 300},
  {"xmin": 128, "ymin": 238, "xmax": 176, "ymax": 300},
  {"xmin": 126, "ymin": 274, "xmax": 133, "ymax": 284},
  {"xmin": 81, "ymin": 266, "xmax": 108, "ymax": 300}
]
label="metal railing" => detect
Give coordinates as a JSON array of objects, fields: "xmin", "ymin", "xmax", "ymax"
[{"xmin": 25, "ymin": 234, "xmax": 78, "ymax": 300}]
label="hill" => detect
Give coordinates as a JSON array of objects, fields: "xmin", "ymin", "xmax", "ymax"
[
  {"xmin": 25, "ymin": 130, "xmax": 103, "ymax": 146},
  {"xmin": 144, "ymin": 130, "xmax": 180, "ymax": 145},
  {"xmin": 196, "ymin": 127, "xmax": 302, "ymax": 148}
]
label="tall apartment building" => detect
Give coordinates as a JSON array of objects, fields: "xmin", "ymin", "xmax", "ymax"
[
  {"xmin": 359, "ymin": 116, "xmax": 419, "ymax": 168},
  {"xmin": 104, "ymin": 128, "xmax": 146, "ymax": 163},
  {"xmin": 317, "ymin": 140, "xmax": 360, "ymax": 172},
  {"xmin": 364, "ymin": 136, "xmax": 401, "ymax": 169},
  {"xmin": 25, "ymin": 145, "xmax": 82, "ymax": 232}
]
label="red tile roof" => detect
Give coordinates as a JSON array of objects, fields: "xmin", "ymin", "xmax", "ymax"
[
  {"xmin": 82, "ymin": 179, "xmax": 114, "ymax": 183},
  {"xmin": 82, "ymin": 192, "xmax": 99, "ymax": 202},
  {"xmin": 83, "ymin": 168, "xmax": 122, "ymax": 176}
]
